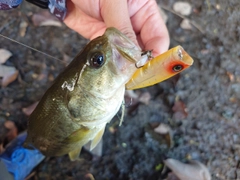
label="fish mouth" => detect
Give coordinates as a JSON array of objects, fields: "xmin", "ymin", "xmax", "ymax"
[
  {"xmin": 105, "ymin": 27, "xmax": 148, "ymax": 74},
  {"xmin": 105, "ymin": 27, "xmax": 142, "ymax": 63}
]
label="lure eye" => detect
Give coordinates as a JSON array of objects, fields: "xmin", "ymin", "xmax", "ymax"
[
  {"xmin": 91, "ymin": 53, "xmax": 105, "ymax": 68},
  {"xmin": 172, "ymin": 64, "xmax": 183, "ymax": 72}
]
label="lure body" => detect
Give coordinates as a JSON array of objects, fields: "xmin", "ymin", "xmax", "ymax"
[
  {"xmin": 24, "ymin": 27, "xmax": 145, "ymax": 160},
  {"xmin": 126, "ymin": 46, "xmax": 194, "ymax": 90}
]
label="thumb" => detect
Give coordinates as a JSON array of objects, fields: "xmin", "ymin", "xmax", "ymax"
[{"xmin": 100, "ymin": 0, "xmax": 138, "ymax": 45}]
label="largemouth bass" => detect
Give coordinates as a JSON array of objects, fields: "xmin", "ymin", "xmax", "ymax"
[{"xmin": 24, "ymin": 27, "xmax": 146, "ymax": 161}]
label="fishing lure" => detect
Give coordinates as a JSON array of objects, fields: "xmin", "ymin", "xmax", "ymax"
[{"xmin": 126, "ymin": 46, "xmax": 194, "ymax": 90}]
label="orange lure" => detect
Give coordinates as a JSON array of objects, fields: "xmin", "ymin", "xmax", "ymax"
[{"xmin": 126, "ymin": 46, "xmax": 194, "ymax": 90}]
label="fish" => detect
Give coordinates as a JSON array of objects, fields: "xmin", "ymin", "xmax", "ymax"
[
  {"xmin": 23, "ymin": 27, "xmax": 147, "ymax": 161},
  {"xmin": 126, "ymin": 45, "xmax": 194, "ymax": 90}
]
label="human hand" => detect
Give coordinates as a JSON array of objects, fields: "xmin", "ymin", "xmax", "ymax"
[{"xmin": 64, "ymin": 0, "xmax": 169, "ymax": 56}]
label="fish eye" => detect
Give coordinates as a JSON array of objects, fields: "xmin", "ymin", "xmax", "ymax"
[
  {"xmin": 91, "ymin": 52, "xmax": 105, "ymax": 68},
  {"xmin": 172, "ymin": 64, "xmax": 183, "ymax": 72}
]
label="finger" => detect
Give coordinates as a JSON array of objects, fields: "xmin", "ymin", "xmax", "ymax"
[
  {"xmin": 100, "ymin": 0, "xmax": 138, "ymax": 45},
  {"xmin": 130, "ymin": 0, "xmax": 170, "ymax": 56},
  {"xmin": 64, "ymin": 0, "xmax": 106, "ymax": 40}
]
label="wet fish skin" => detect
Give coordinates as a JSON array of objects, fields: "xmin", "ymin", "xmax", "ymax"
[{"xmin": 24, "ymin": 27, "xmax": 143, "ymax": 159}]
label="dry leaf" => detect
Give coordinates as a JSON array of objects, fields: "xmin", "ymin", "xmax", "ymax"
[
  {"xmin": 164, "ymin": 158, "xmax": 211, "ymax": 180},
  {"xmin": 0, "ymin": 143, "xmax": 4, "ymax": 154},
  {"xmin": 0, "ymin": 65, "xmax": 19, "ymax": 87},
  {"xmin": 180, "ymin": 19, "xmax": 192, "ymax": 30},
  {"xmin": 19, "ymin": 20, "xmax": 28, "ymax": 37},
  {"xmin": 173, "ymin": 2, "xmax": 192, "ymax": 16},
  {"xmin": 22, "ymin": 102, "xmax": 39, "ymax": 116},
  {"xmin": 85, "ymin": 173, "xmax": 95, "ymax": 180},
  {"xmin": 63, "ymin": 53, "xmax": 72, "ymax": 64},
  {"xmin": 0, "ymin": 49, "xmax": 12, "ymax": 64},
  {"xmin": 139, "ymin": 92, "xmax": 151, "ymax": 105},
  {"xmin": 32, "ymin": 10, "xmax": 62, "ymax": 27},
  {"xmin": 172, "ymin": 100, "xmax": 188, "ymax": 120},
  {"xmin": 226, "ymin": 72, "xmax": 234, "ymax": 82},
  {"xmin": 147, "ymin": 122, "xmax": 173, "ymax": 148},
  {"xmin": 154, "ymin": 123, "xmax": 171, "ymax": 134},
  {"xmin": 4, "ymin": 120, "xmax": 18, "ymax": 142},
  {"xmin": 201, "ymin": 49, "xmax": 209, "ymax": 55}
]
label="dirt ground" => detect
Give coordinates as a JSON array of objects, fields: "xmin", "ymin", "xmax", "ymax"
[{"xmin": 0, "ymin": 0, "xmax": 240, "ymax": 179}]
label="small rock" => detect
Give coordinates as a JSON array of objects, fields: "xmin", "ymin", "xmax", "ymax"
[
  {"xmin": 173, "ymin": 2, "xmax": 192, "ymax": 16},
  {"xmin": 0, "ymin": 49, "xmax": 12, "ymax": 64},
  {"xmin": 0, "ymin": 65, "xmax": 19, "ymax": 87},
  {"xmin": 180, "ymin": 19, "xmax": 192, "ymax": 30}
]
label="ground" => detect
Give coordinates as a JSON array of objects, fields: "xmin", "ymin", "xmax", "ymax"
[{"xmin": 0, "ymin": 0, "xmax": 240, "ymax": 180}]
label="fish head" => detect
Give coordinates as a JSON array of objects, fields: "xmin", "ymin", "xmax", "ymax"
[{"xmin": 78, "ymin": 27, "xmax": 143, "ymax": 98}]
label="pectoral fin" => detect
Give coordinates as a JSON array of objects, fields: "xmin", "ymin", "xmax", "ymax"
[
  {"xmin": 90, "ymin": 126, "xmax": 105, "ymax": 150},
  {"xmin": 68, "ymin": 147, "xmax": 82, "ymax": 161}
]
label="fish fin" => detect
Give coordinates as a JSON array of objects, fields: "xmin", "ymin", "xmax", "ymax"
[
  {"xmin": 65, "ymin": 126, "xmax": 90, "ymax": 143},
  {"xmin": 119, "ymin": 101, "xmax": 125, "ymax": 126},
  {"xmin": 90, "ymin": 126, "xmax": 105, "ymax": 151},
  {"xmin": 68, "ymin": 147, "xmax": 82, "ymax": 161}
]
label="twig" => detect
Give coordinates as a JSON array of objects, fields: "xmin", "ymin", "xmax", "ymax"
[{"xmin": 160, "ymin": 5, "xmax": 205, "ymax": 34}]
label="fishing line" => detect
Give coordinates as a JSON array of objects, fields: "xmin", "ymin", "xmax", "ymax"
[{"xmin": 0, "ymin": 33, "xmax": 63, "ymax": 62}]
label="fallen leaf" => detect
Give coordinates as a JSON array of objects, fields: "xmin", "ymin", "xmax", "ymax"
[
  {"xmin": 172, "ymin": 100, "xmax": 188, "ymax": 120},
  {"xmin": 180, "ymin": 19, "xmax": 192, "ymax": 30},
  {"xmin": 0, "ymin": 65, "xmax": 19, "ymax": 87},
  {"xmin": 146, "ymin": 122, "xmax": 173, "ymax": 148},
  {"xmin": 226, "ymin": 72, "xmax": 234, "ymax": 82},
  {"xmin": 19, "ymin": 20, "xmax": 28, "ymax": 37},
  {"xmin": 173, "ymin": 2, "xmax": 192, "ymax": 16},
  {"xmin": 139, "ymin": 92, "xmax": 151, "ymax": 105},
  {"xmin": 4, "ymin": 120, "xmax": 18, "ymax": 142},
  {"xmin": 0, "ymin": 49, "xmax": 12, "ymax": 64},
  {"xmin": 164, "ymin": 158, "xmax": 211, "ymax": 180},
  {"xmin": 63, "ymin": 53, "xmax": 72, "ymax": 64},
  {"xmin": 201, "ymin": 49, "xmax": 209, "ymax": 55},
  {"xmin": 22, "ymin": 102, "xmax": 39, "ymax": 116},
  {"xmin": 0, "ymin": 143, "xmax": 4, "ymax": 154},
  {"xmin": 85, "ymin": 173, "xmax": 95, "ymax": 180},
  {"xmin": 32, "ymin": 10, "xmax": 62, "ymax": 27},
  {"xmin": 154, "ymin": 123, "xmax": 171, "ymax": 134}
]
